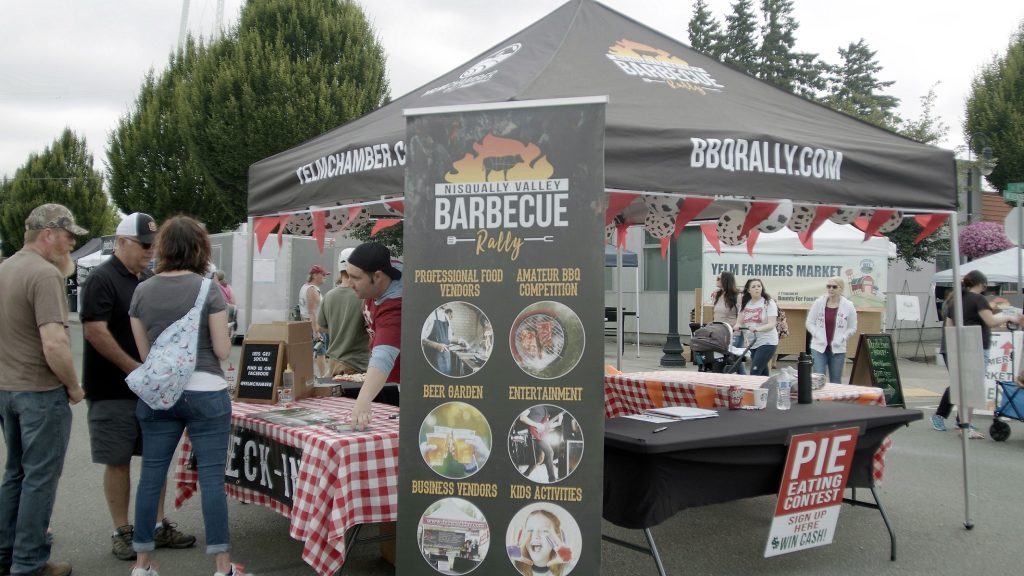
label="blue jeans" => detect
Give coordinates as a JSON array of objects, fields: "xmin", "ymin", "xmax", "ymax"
[
  {"xmin": 134, "ymin": 390, "xmax": 232, "ymax": 554},
  {"xmin": 812, "ymin": 348, "xmax": 846, "ymax": 383},
  {"xmin": 749, "ymin": 345, "xmax": 778, "ymax": 376},
  {"xmin": 0, "ymin": 388, "xmax": 72, "ymax": 574}
]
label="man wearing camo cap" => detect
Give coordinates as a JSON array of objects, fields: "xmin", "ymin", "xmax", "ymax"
[{"xmin": 0, "ymin": 203, "xmax": 87, "ymax": 576}]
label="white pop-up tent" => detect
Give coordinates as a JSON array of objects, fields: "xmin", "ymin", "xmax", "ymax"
[{"xmin": 934, "ymin": 247, "xmax": 1024, "ymax": 285}]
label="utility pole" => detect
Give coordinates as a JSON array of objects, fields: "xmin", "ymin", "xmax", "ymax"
[
  {"xmin": 177, "ymin": 0, "xmax": 192, "ymax": 50},
  {"xmin": 215, "ymin": 0, "xmax": 225, "ymax": 40}
]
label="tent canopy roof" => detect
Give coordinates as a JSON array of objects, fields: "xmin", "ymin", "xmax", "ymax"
[
  {"xmin": 248, "ymin": 0, "xmax": 954, "ymax": 218},
  {"xmin": 934, "ymin": 248, "xmax": 1024, "ymax": 284}
]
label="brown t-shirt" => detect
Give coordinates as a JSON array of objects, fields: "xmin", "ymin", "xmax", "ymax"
[{"xmin": 0, "ymin": 249, "xmax": 69, "ymax": 392}]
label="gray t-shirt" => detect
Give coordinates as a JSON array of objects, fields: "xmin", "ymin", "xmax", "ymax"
[{"xmin": 130, "ymin": 273, "xmax": 226, "ymax": 377}]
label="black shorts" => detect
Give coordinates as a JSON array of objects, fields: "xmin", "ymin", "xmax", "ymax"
[{"xmin": 87, "ymin": 399, "xmax": 143, "ymax": 465}]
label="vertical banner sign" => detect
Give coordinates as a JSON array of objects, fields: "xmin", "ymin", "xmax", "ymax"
[
  {"xmin": 399, "ymin": 97, "xmax": 607, "ymax": 576},
  {"xmin": 765, "ymin": 427, "xmax": 859, "ymax": 557}
]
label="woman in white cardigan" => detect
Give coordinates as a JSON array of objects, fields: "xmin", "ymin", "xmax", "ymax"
[{"xmin": 805, "ymin": 276, "xmax": 858, "ymax": 383}]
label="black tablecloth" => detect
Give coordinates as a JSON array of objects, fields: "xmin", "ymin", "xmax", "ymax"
[{"xmin": 603, "ymin": 402, "xmax": 922, "ymax": 529}]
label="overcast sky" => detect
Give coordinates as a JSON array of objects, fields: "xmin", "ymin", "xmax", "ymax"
[{"xmin": 1, "ymin": 0, "xmax": 1022, "ymax": 179}]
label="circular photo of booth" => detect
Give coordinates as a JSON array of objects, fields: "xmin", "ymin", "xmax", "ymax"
[
  {"xmin": 507, "ymin": 404, "xmax": 583, "ymax": 484},
  {"xmin": 421, "ymin": 302, "xmax": 494, "ymax": 378},
  {"xmin": 419, "ymin": 402, "xmax": 493, "ymax": 480},
  {"xmin": 505, "ymin": 502, "xmax": 582, "ymax": 576},
  {"xmin": 509, "ymin": 302, "xmax": 584, "ymax": 379},
  {"xmin": 418, "ymin": 497, "xmax": 490, "ymax": 575}
]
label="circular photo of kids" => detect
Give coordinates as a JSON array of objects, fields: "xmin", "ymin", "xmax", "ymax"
[
  {"xmin": 506, "ymin": 502, "xmax": 581, "ymax": 576},
  {"xmin": 507, "ymin": 404, "xmax": 583, "ymax": 484},
  {"xmin": 419, "ymin": 402, "xmax": 493, "ymax": 480},
  {"xmin": 509, "ymin": 302, "xmax": 584, "ymax": 379},
  {"xmin": 418, "ymin": 497, "xmax": 489, "ymax": 575},
  {"xmin": 421, "ymin": 302, "xmax": 494, "ymax": 378}
]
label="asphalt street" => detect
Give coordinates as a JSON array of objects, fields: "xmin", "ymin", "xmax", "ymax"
[{"xmin": 5, "ymin": 322, "xmax": 1021, "ymax": 575}]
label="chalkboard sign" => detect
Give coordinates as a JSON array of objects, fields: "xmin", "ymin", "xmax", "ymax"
[
  {"xmin": 848, "ymin": 333, "xmax": 904, "ymax": 407},
  {"xmin": 237, "ymin": 341, "xmax": 284, "ymax": 404}
]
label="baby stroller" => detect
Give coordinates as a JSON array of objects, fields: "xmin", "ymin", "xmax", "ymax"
[{"xmin": 690, "ymin": 322, "xmax": 756, "ymax": 374}]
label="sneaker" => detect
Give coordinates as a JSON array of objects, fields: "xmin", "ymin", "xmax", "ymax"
[
  {"xmin": 30, "ymin": 561, "xmax": 73, "ymax": 576},
  {"xmin": 131, "ymin": 566, "xmax": 160, "ymax": 576},
  {"xmin": 930, "ymin": 414, "xmax": 947, "ymax": 432},
  {"xmin": 214, "ymin": 563, "xmax": 253, "ymax": 576},
  {"xmin": 154, "ymin": 519, "xmax": 196, "ymax": 549},
  {"xmin": 112, "ymin": 524, "xmax": 137, "ymax": 561},
  {"xmin": 959, "ymin": 424, "xmax": 986, "ymax": 439}
]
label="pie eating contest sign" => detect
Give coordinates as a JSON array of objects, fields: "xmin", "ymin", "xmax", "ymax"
[
  {"xmin": 765, "ymin": 427, "xmax": 859, "ymax": 557},
  {"xmin": 398, "ymin": 97, "xmax": 606, "ymax": 575}
]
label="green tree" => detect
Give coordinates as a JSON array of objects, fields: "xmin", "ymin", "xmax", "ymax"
[
  {"xmin": 107, "ymin": 0, "xmax": 390, "ymax": 232},
  {"xmin": 900, "ymin": 83, "xmax": 948, "ymax": 145},
  {"xmin": 722, "ymin": 0, "xmax": 759, "ymax": 74},
  {"xmin": 887, "ymin": 83, "xmax": 950, "ymax": 271},
  {"xmin": 184, "ymin": 0, "xmax": 390, "ymax": 229},
  {"xmin": 0, "ymin": 129, "xmax": 117, "ymax": 256},
  {"xmin": 965, "ymin": 21, "xmax": 1024, "ymax": 195},
  {"xmin": 688, "ymin": 0, "xmax": 724, "ymax": 59},
  {"xmin": 349, "ymin": 222, "xmax": 403, "ymax": 257},
  {"xmin": 107, "ymin": 42, "xmax": 224, "ymax": 228},
  {"xmin": 755, "ymin": 0, "xmax": 797, "ymax": 89},
  {"xmin": 821, "ymin": 39, "xmax": 901, "ymax": 130}
]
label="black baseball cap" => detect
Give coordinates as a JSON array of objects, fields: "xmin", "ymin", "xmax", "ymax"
[
  {"xmin": 116, "ymin": 212, "xmax": 157, "ymax": 244},
  {"xmin": 346, "ymin": 242, "xmax": 401, "ymax": 280}
]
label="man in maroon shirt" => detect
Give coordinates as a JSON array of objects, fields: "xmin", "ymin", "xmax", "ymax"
[{"xmin": 345, "ymin": 243, "xmax": 402, "ymax": 430}]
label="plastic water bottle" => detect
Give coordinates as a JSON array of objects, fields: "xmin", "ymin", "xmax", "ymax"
[
  {"xmin": 279, "ymin": 364, "xmax": 295, "ymax": 407},
  {"xmin": 776, "ymin": 369, "xmax": 793, "ymax": 411},
  {"xmin": 225, "ymin": 364, "xmax": 237, "ymax": 397}
]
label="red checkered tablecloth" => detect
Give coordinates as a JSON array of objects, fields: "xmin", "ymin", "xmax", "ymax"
[
  {"xmin": 173, "ymin": 397, "xmax": 399, "ymax": 576},
  {"xmin": 604, "ymin": 370, "xmax": 892, "ymax": 482}
]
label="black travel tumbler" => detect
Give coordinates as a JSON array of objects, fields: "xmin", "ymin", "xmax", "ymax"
[{"xmin": 797, "ymin": 352, "xmax": 813, "ymax": 404}]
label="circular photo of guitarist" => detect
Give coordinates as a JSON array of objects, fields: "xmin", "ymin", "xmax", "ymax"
[{"xmin": 507, "ymin": 404, "xmax": 583, "ymax": 484}]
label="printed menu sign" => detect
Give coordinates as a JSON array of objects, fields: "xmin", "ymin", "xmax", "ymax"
[
  {"xmin": 237, "ymin": 341, "xmax": 283, "ymax": 403},
  {"xmin": 398, "ymin": 98, "xmax": 606, "ymax": 575},
  {"xmin": 848, "ymin": 334, "xmax": 904, "ymax": 407}
]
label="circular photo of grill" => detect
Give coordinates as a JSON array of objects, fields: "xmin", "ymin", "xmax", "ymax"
[
  {"xmin": 509, "ymin": 302, "xmax": 584, "ymax": 379},
  {"xmin": 418, "ymin": 497, "xmax": 489, "ymax": 574}
]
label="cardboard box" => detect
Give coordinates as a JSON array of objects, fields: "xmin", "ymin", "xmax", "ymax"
[{"xmin": 246, "ymin": 322, "xmax": 315, "ymax": 400}]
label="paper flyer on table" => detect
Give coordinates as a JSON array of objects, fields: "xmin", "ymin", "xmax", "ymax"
[{"xmin": 623, "ymin": 406, "xmax": 720, "ymax": 422}]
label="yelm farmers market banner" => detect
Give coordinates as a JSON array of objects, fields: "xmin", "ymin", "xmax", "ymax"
[{"xmin": 702, "ymin": 254, "xmax": 887, "ymax": 309}]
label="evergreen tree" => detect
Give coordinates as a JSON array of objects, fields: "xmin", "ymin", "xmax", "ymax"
[
  {"xmin": 965, "ymin": 22, "xmax": 1024, "ymax": 195},
  {"xmin": 107, "ymin": 42, "xmax": 224, "ymax": 228},
  {"xmin": 722, "ymin": 0, "xmax": 759, "ymax": 74},
  {"xmin": 184, "ymin": 0, "xmax": 390, "ymax": 229},
  {"xmin": 688, "ymin": 0, "xmax": 724, "ymax": 59},
  {"xmin": 106, "ymin": 0, "xmax": 390, "ymax": 232},
  {"xmin": 821, "ymin": 39, "xmax": 901, "ymax": 130},
  {"xmin": 0, "ymin": 129, "xmax": 117, "ymax": 255},
  {"xmin": 756, "ymin": 0, "xmax": 798, "ymax": 89}
]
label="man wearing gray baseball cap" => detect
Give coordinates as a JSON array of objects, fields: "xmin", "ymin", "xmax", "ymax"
[
  {"xmin": 81, "ymin": 212, "xmax": 196, "ymax": 560},
  {"xmin": 0, "ymin": 203, "xmax": 87, "ymax": 576}
]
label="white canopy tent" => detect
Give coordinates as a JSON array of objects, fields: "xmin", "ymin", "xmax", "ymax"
[{"xmin": 934, "ymin": 247, "xmax": 1024, "ymax": 285}]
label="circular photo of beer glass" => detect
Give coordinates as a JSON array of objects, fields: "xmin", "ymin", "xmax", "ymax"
[
  {"xmin": 418, "ymin": 497, "xmax": 490, "ymax": 575},
  {"xmin": 507, "ymin": 404, "xmax": 583, "ymax": 484},
  {"xmin": 506, "ymin": 502, "xmax": 582, "ymax": 576},
  {"xmin": 509, "ymin": 301, "xmax": 584, "ymax": 379},
  {"xmin": 420, "ymin": 302, "xmax": 494, "ymax": 378},
  {"xmin": 419, "ymin": 402, "xmax": 493, "ymax": 480}
]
